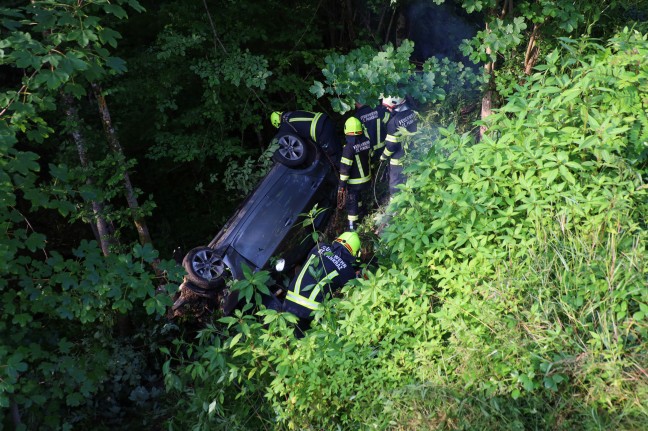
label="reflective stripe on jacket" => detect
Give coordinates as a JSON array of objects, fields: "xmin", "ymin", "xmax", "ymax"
[
  {"xmin": 382, "ymin": 108, "xmax": 417, "ymax": 161},
  {"xmin": 287, "ymin": 253, "xmax": 339, "ymax": 311},
  {"xmin": 282, "ymin": 111, "xmax": 324, "ymax": 142},
  {"xmin": 284, "ymin": 243, "xmax": 356, "ymax": 317},
  {"xmin": 339, "ymin": 135, "xmax": 372, "ymax": 186},
  {"xmin": 355, "ymin": 105, "xmax": 390, "ymax": 155}
]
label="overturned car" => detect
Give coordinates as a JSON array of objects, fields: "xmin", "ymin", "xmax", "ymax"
[{"xmin": 173, "ymin": 133, "xmax": 338, "ymax": 316}]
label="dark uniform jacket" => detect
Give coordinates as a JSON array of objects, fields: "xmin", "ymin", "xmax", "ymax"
[
  {"xmin": 354, "ymin": 105, "xmax": 390, "ymax": 157},
  {"xmin": 284, "ymin": 243, "xmax": 356, "ymax": 319},
  {"xmin": 339, "ymin": 134, "xmax": 372, "ymax": 189},
  {"xmin": 382, "ymin": 107, "xmax": 418, "ymax": 162}
]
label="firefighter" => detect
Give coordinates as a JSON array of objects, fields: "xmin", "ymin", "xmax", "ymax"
[
  {"xmin": 379, "ymin": 96, "xmax": 418, "ymax": 196},
  {"xmin": 338, "ymin": 117, "xmax": 372, "ymax": 231},
  {"xmin": 283, "ymin": 231, "xmax": 360, "ymax": 338},
  {"xmin": 354, "ymin": 101, "xmax": 390, "ymax": 163},
  {"xmin": 270, "ymin": 110, "xmax": 340, "ymax": 161}
]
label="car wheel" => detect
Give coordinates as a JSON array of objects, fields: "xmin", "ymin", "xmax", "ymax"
[
  {"xmin": 273, "ymin": 133, "xmax": 308, "ymax": 167},
  {"xmin": 182, "ymin": 247, "xmax": 225, "ymax": 290}
]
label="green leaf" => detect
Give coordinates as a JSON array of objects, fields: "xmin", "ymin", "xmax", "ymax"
[
  {"xmin": 66, "ymin": 392, "xmax": 84, "ymax": 407},
  {"xmin": 25, "ymin": 232, "xmax": 46, "ymax": 252},
  {"xmin": 14, "ymin": 151, "xmax": 40, "ymax": 174},
  {"xmin": 68, "ymin": 30, "xmax": 88, "ymax": 47},
  {"xmin": 132, "ymin": 243, "xmax": 157, "ymax": 261},
  {"xmin": 310, "ymin": 81, "xmax": 325, "ymax": 98},
  {"xmin": 229, "ymin": 332, "xmax": 243, "ymax": 348},
  {"xmin": 558, "ymin": 165, "xmax": 575, "ymax": 184},
  {"xmin": 49, "ymin": 163, "xmax": 69, "ymax": 181},
  {"xmin": 105, "ymin": 56, "xmax": 127, "ymax": 73},
  {"xmin": 104, "ymin": 4, "xmax": 128, "ymax": 19},
  {"xmin": 14, "ymin": 50, "xmax": 39, "ymax": 69},
  {"xmin": 12, "ymin": 313, "xmax": 32, "ymax": 326},
  {"xmin": 66, "ymin": 53, "xmax": 89, "ymax": 71},
  {"xmin": 99, "ymin": 28, "xmax": 122, "ymax": 48},
  {"xmin": 219, "ymin": 316, "xmax": 237, "ymax": 326}
]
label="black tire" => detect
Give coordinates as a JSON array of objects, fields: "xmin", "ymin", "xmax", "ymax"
[
  {"xmin": 273, "ymin": 133, "xmax": 308, "ymax": 167},
  {"xmin": 182, "ymin": 246, "xmax": 225, "ymax": 290}
]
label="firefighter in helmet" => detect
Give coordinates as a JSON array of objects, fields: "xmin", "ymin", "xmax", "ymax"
[
  {"xmin": 379, "ymin": 95, "xmax": 418, "ymax": 196},
  {"xmin": 282, "ymin": 231, "xmax": 360, "ymax": 337},
  {"xmin": 338, "ymin": 117, "xmax": 372, "ymax": 231}
]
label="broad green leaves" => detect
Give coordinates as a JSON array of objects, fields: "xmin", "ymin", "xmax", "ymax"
[
  {"xmin": 231, "ymin": 265, "xmax": 272, "ymax": 304},
  {"xmin": 167, "ymin": 33, "xmax": 648, "ymax": 431},
  {"xmin": 0, "ymin": 238, "xmax": 180, "ymax": 421},
  {"xmin": 191, "ymin": 48, "xmax": 272, "ymax": 90},
  {"xmin": 371, "ymin": 29, "xmax": 647, "ymax": 420},
  {"xmin": 312, "ymin": 40, "xmax": 478, "ymax": 113},
  {"xmin": 0, "ymin": 1, "xmax": 185, "ymax": 427},
  {"xmin": 462, "ymin": 16, "xmax": 528, "ymax": 63}
]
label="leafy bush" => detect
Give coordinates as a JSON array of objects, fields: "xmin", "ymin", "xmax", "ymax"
[
  {"xmin": 165, "ymin": 31, "xmax": 647, "ymax": 430},
  {"xmin": 311, "ymin": 40, "xmax": 479, "ymax": 113},
  {"xmin": 0, "ymin": 2, "xmax": 187, "ymax": 428},
  {"xmin": 1, "ymin": 238, "xmax": 183, "ymax": 429}
]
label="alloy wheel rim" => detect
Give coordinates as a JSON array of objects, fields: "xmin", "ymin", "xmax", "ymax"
[{"xmin": 192, "ymin": 249, "xmax": 223, "ymax": 280}]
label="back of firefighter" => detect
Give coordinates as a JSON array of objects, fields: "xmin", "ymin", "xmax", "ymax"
[
  {"xmin": 338, "ymin": 117, "xmax": 372, "ymax": 231},
  {"xmin": 379, "ymin": 96, "xmax": 418, "ymax": 196},
  {"xmin": 271, "ymin": 110, "xmax": 340, "ymax": 161},
  {"xmin": 283, "ymin": 232, "xmax": 360, "ymax": 337},
  {"xmin": 354, "ymin": 102, "xmax": 390, "ymax": 163}
]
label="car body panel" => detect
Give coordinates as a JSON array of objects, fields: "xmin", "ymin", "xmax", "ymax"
[
  {"xmin": 206, "ymin": 150, "xmax": 335, "ymax": 279},
  {"xmin": 227, "ymin": 168, "xmax": 326, "ymax": 271},
  {"xmin": 180, "ymin": 137, "xmax": 337, "ymax": 317}
]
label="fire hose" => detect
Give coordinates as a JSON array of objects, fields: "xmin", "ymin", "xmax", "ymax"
[{"xmin": 373, "ymin": 160, "xmax": 388, "ymax": 207}]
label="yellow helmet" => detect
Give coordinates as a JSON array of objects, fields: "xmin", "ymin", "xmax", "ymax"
[
  {"xmin": 270, "ymin": 111, "xmax": 282, "ymax": 128},
  {"xmin": 335, "ymin": 231, "xmax": 361, "ymax": 256},
  {"xmin": 344, "ymin": 117, "xmax": 363, "ymax": 135}
]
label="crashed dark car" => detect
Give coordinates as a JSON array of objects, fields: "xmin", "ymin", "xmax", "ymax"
[{"xmin": 175, "ymin": 133, "xmax": 338, "ymax": 315}]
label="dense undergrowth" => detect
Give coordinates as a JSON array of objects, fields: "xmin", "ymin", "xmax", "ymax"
[{"xmin": 164, "ymin": 32, "xmax": 648, "ymax": 430}]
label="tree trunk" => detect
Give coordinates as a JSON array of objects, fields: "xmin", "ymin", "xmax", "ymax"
[
  {"xmin": 61, "ymin": 93, "xmax": 115, "ymax": 256},
  {"xmin": 480, "ymin": 2, "xmax": 518, "ymax": 138},
  {"xmin": 10, "ymin": 398, "xmax": 21, "ymax": 429},
  {"xmin": 480, "ymin": 37, "xmax": 495, "ymax": 139},
  {"xmin": 256, "ymin": 129, "xmax": 264, "ymax": 149},
  {"xmin": 480, "ymin": 85, "xmax": 493, "ymax": 138},
  {"xmin": 91, "ymin": 84, "xmax": 154, "ymax": 337},
  {"xmin": 384, "ymin": 7, "xmax": 397, "ymax": 44},
  {"xmin": 524, "ymin": 23, "xmax": 540, "ymax": 75},
  {"xmin": 394, "ymin": 9, "xmax": 407, "ymax": 47},
  {"xmin": 91, "ymin": 83, "xmax": 154, "ymax": 247},
  {"xmin": 373, "ymin": 4, "xmax": 388, "ymax": 44}
]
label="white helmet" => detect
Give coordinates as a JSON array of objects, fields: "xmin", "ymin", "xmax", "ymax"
[{"xmin": 382, "ymin": 95, "xmax": 405, "ymax": 109}]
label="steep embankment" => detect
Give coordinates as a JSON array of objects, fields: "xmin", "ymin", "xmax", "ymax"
[{"xmin": 166, "ymin": 31, "xmax": 647, "ymax": 430}]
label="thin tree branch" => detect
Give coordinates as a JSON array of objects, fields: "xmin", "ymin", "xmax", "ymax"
[
  {"xmin": 202, "ymin": 0, "xmax": 227, "ymax": 54},
  {"xmin": 290, "ymin": 0, "xmax": 324, "ymax": 55}
]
